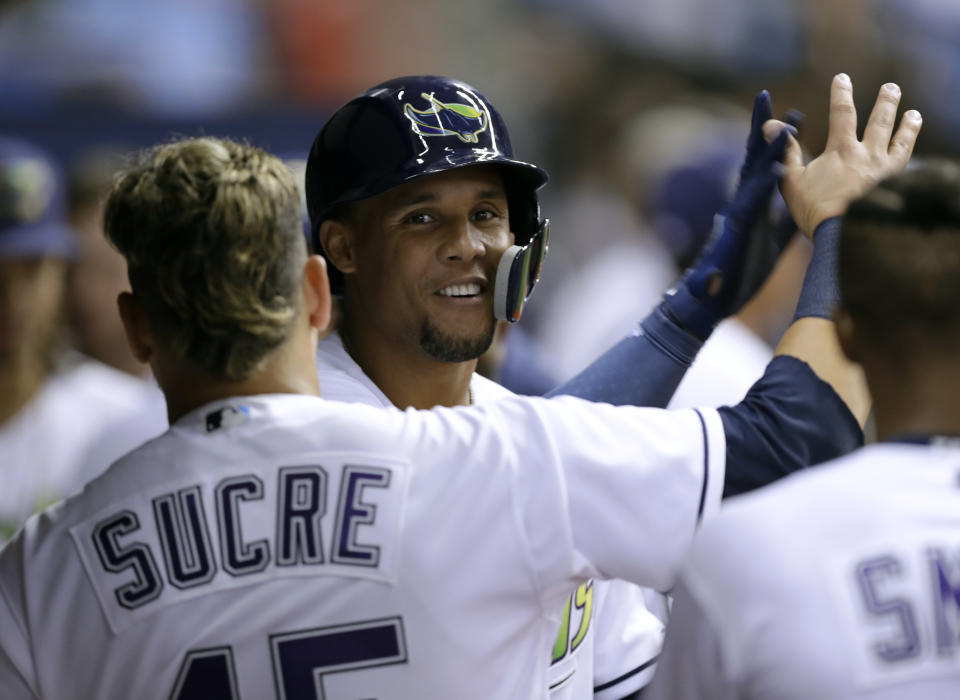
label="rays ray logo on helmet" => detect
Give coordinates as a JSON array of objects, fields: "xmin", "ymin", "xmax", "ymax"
[{"xmin": 403, "ymin": 93, "xmax": 488, "ymax": 143}]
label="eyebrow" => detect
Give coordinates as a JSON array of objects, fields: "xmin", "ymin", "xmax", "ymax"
[{"xmin": 390, "ymin": 188, "xmax": 508, "ymax": 210}]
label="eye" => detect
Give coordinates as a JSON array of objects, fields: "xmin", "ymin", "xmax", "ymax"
[
  {"xmin": 401, "ymin": 211, "xmax": 435, "ymax": 225},
  {"xmin": 471, "ymin": 208, "xmax": 502, "ymax": 223}
]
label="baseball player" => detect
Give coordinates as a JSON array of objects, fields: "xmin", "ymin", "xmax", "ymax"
[
  {"xmin": 646, "ymin": 141, "xmax": 960, "ymax": 699},
  {"xmin": 0, "ymin": 72, "xmax": 916, "ymax": 698},
  {"xmin": 305, "ymin": 75, "xmax": 799, "ymax": 697}
]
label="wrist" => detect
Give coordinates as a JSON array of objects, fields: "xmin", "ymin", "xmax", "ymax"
[
  {"xmin": 642, "ymin": 303, "xmax": 707, "ymax": 363},
  {"xmin": 793, "ymin": 217, "xmax": 841, "ymax": 321},
  {"xmin": 802, "ymin": 201, "xmax": 848, "ymax": 239},
  {"xmin": 660, "ymin": 285, "xmax": 719, "ymax": 342}
]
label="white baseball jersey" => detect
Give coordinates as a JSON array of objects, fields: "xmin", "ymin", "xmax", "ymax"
[
  {"xmin": 646, "ymin": 440, "xmax": 960, "ymax": 700},
  {"xmin": 0, "ymin": 391, "xmax": 724, "ymax": 699},
  {"xmin": 317, "ymin": 331, "xmax": 666, "ymax": 697}
]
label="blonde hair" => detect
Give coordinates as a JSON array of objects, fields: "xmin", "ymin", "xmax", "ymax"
[{"xmin": 104, "ymin": 138, "xmax": 307, "ymax": 381}]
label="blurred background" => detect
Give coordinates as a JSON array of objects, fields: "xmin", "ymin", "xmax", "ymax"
[{"xmin": 3, "ymin": 0, "xmax": 959, "ymax": 395}]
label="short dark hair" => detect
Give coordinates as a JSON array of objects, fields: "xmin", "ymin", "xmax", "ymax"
[
  {"xmin": 104, "ymin": 138, "xmax": 307, "ymax": 381},
  {"xmin": 840, "ymin": 160, "xmax": 960, "ymax": 353}
]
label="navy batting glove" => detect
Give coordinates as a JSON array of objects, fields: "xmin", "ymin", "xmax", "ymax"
[{"xmin": 661, "ymin": 91, "xmax": 802, "ymax": 340}]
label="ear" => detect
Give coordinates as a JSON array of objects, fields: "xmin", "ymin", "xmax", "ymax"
[
  {"xmin": 302, "ymin": 255, "xmax": 332, "ymax": 333},
  {"xmin": 833, "ymin": 306, "xmax": 859, "ymax": 364},
  {"xmin": 117, "ymin": 291, "xmax": 152, "ymax": 364},
  {"xmin": 318, "ymin": 219, "xmax": 358, "ymax": 276}
]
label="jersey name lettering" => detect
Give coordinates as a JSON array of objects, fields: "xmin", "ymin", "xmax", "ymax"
[
  {"xmin": 837, "ymin": 540, "xmax": 960, "ymax": 689},
  {"xmin": 72, "ymin": 458, "xmax": 406, "ymax": 633}
]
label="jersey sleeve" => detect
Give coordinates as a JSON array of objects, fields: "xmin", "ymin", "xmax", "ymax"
[
  {"xmin": 0, "ymin": 535, "xmax": 40, "ymax": 699},
  {"xmin": 719, "ymin": 355, "xmax": 862, "ymax": 496},
  {"xmin": 500, "ymin": 396, "xmax": 726, "ymax": 599},
  {"xmin": 641, "ymin": 577, "xmax": 740, "ymax": 700}
]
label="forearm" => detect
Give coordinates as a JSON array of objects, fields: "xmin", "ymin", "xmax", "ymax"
[
  {"xmin": 775, "ymin": 217, "xmax": 871, "ymax": 425},
  {"xmin": 546, "ymin": 305, "xmax": 703, "ymax": 407}
]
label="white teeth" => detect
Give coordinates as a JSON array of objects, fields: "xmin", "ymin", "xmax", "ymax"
[{"xmin": 438, "ymin": 283, "xmax": 481, "ymax": 297}]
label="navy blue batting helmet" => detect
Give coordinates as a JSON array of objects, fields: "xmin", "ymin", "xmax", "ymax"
[{"xmin": 305, "ymin": 76, "xmax": 548, "ymax": 293}]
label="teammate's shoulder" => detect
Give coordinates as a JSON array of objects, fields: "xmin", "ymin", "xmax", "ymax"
[{"xmin": 690, "ymin": 446, "xmax": 882, "ymax": 565}]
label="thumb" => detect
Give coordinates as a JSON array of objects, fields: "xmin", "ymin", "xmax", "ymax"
[
  {"xmin": 762, "ymin": 119, "xmax": 796, "ymax": 143},
  {"xmin": 764, "ymin": 119, "xmax": 803, "ymax": 173}
]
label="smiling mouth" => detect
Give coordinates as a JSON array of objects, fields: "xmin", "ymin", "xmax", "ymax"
[{"xmin": 436, "ymin": 282, "xmax": 483, "ymax": 298}]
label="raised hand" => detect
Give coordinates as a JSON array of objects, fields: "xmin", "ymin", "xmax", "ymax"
[
  {"xmin": 777, "ymin": 74, "xmax": 922, "ymax": 237},
  {"xmin": 662, "ymin": 90, "xmax": 797, "ymax": 339}
]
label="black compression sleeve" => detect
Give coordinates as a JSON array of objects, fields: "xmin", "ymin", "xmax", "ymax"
[
  {"xmin": 719, "ymin": 355, "xmax": 863, "ymax": 497},
  {"xmin": 545, "ymin": 305, "xmax": 703, "ymax": 407}
]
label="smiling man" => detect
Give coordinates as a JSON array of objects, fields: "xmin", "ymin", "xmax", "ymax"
[
  {"xmin": 309, "ymin": 78, "xmax": 549, "ymax": 411},
  {"xmin": 321, "ymin": 164, "xmax": 512, "ymax": 405},
  {"xmin": 306, "ymin": 76, "xmax": 664, "ymax": 698}
]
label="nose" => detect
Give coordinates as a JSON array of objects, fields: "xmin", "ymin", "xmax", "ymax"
[{"xmin": 441, "ymin": 219, "xmax": 486, "ymax": 262}]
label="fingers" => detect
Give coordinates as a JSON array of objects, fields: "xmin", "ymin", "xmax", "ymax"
[
  {"xmin": 758, "ymin": 129, "xmax": 791, "ymax": 178},
  {"xmin": 887, "ymin": 109, "xmax": 923, "ymax": 167},
  {"xmin": 742, "ymin": 90, "xmax": 775, "ymax": 178},
  {"xmin": 862, "ymin": 82, "xmax": 902, "ymax": 152},
  {"xmin": 752, "ymin": 90, "xmax": 773, "ymax": 135},
  {"xmin": 825, "ymin": 73, "xmax": 858, "ymax": 152},
  {"xmin": 784, "ymin": 108, "xmax": 805, "ymax": 131},
  {"xmin": 759, "ymin": 118, "xmax": 802, "ymax": 178},
  {"xmin": 762, "ymin": 119, "xmax": 789, "ymax": 143}
]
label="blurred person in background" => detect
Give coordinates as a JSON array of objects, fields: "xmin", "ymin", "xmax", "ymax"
[
  {"xmin": 525, "ymin": 65, "xmax": 681, "ymax": 384},
  {"xmin": 0, "ymin": 136, "xmax": 163, "ymax": 545},
  {"xmin": 66, "ymin": 149, "xmax": 147, "ymax": 378},
  {"xmin": 475, "ymin": 320, "xmax": 559, "ymax": 396}
]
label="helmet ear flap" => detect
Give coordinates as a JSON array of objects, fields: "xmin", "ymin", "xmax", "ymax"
[
  {"xmin": 494, "ymin": 244, "xmax": 527, "ymax": 323},
  {"xmin": 502, "ymin": 167, "xmax": 545, "ymax": 248},
  {"xmin": 493, "ymin": 219, "xmax": 549, "ymax": 323}
]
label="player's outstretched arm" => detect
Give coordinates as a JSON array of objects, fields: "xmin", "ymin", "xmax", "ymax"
[
  {"xmin": 774, "ymin": 74, "xmax": 921, "ymax": 422},
  {"xmin": 548, "ymin": 91, "xmax": 798, "ymax": 407},
  {"xmin": 717, "ymin": 75, "xmax": 922, "ymax": 495}
]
